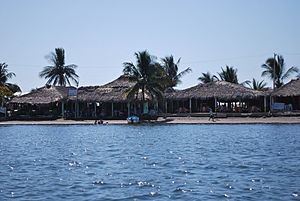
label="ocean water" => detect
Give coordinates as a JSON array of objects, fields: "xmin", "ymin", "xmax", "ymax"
[{"xmin": 0, "ymin": 124, "xmax": 300, "ymax": 201}]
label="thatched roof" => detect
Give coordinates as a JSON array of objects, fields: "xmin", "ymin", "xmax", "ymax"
[
  {"xmin": 10, "ymin": 85, "xmax": 75, "ymax": 104},
  {"xmin": 272, "ymin": 78, "xmax": 300, "ymax": 97},
  {"xmin": 165, "ymin": 81, "xmax": 266, "ymax": 100},
  {"xmin": 77, "ymin": 76, "xmax": 136, "ymax": 102}
]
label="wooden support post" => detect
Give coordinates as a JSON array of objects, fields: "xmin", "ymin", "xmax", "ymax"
[
  {"xmin": 75, "ymin": 102, "xmax": 77, "ymax": 118},
  {"xmin": 61, "ymin": 101, "xmax": 65, "ymax": 118},
  {"xmin": 111, "ymin": 102, "xmax": 114, "ymax": 117},
  {"xmin": 270, "ymin": 95, "xmax": 272, "ymax": 112},
  {"xmin": 214, "ymin": 97, "xmax": 217, "ymax": 112},
  {"xmin": 189, "ymin": 98, "xmax": 192, "ymax": 114},
  {"xmin": 264, "ymin": 96, "xmax": 267, "ymax": 112},
  {"xmin": 127, "ymin": 102, "xmax": 130, "ymax": 117},
  {"xmin": 165, "ymin": 101, "xmax": 168, "ymax": 113},
  {"xmin": 94, "ymin": 102, "xmax": 97, "ymax": 117}
]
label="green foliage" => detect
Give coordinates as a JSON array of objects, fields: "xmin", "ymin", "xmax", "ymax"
[
  {"xmin": 244, "ymin": 78, "xmax": 267, "ymax": 90},
  {"xmin": 0, "ymin": 63, "xmax": 21, "ymax": 94},
  {"xmin": 39, "ymin": 48, "xmax": 79, "ymax": 86},
  {"xmin": 198, "ymin": 72, "xmax": 218, "ymax": 83},
  {"xmin": 261, "ymin": 54, "xmax": 299, "ymax": 88},
  {"xmin": 0, "ymin": 86, "xmax": 13, "ymax": 97},
  {"xmin": 218, "ymin": 65, "xmax": 238, "ymax": 84},
  {"xmin": 123, "ymin": 50, "xmax": 164, "ymax": 101},
  {"xmin": 161, "ymin": 55, "xmax": 191, "ymax": 88}
]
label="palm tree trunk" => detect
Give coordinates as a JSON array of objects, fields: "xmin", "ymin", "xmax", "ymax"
[
  {"xmin": 142, "ymin": 86, "xmax": 145, "ymax": 102},
  {"xmin": 142, "ymin": 86, "xmax": 145, "ymax": 114}
]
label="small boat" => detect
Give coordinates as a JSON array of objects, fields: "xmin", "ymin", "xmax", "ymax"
[{"xmin": 127, "ymin": 116, "xmax": 140, "ymax": 124}]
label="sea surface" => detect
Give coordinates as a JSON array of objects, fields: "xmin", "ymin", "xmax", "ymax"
[{"xmin": 0, "ymin": 124, "xmax": 300, "ymax": 201}]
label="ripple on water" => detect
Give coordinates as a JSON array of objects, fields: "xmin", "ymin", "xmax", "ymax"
[{"xmin": 1, "ymin": 124, "xmax": 300, "ymax": 201}]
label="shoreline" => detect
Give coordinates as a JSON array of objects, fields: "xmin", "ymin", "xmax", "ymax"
[{"xmin": 1, "ymin": 116, "xmax": 300, "ymax": 125}]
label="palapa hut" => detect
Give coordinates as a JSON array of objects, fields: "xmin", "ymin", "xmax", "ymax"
[
  {"xmin": 74, "ymin": 76, "xmax": 158, "ymax": 119},
  {"xmin": 9, "ymin": 85, "xmax": 76, "ymax": 119},
  {"xmin": 73, "ymin": 76, "xmax": 136, "ymax": 119},
  {"xmin": 8, "ymin": 76, "xmax": 159, "ymax": 120},
  {"xmin": 271, "ymin": 78, "xmax": 300, "ymax": 111},
  {"xmin": 164, "ymin": 81, "xmax": 268, "ymax": 114}
]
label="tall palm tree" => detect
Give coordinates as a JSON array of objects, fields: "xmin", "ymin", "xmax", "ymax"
[
  {"xmin": 244, "ymin": 78, "xmax": 267, "ymax": 90},
  {"xmin": 123, "ymin": 50, "xmax": 164, "ymax": 103},
  {"xmin": 39, "ymin": 48, "xmax": 79, "ymax": 86},
  {"xmin": 218, "ymin": 65, "xmax": 238, "ymax": 84},
  {"xmin": 0, "ymin": 63, "xmax": 21, "ymax": 93},
  {"xmin": 261, "ymin": 54, "xmax": 298, "ymax": 88},
  {"xmin": 198, "ymin": 72, "xmax": 218, "ymax": 83},
  {"xmin": 161, "ymin": 55, "xmax": 191, "ymax": 88}
]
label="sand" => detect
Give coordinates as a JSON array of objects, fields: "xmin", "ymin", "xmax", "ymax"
[{"xmin": 1, "ymin": 116, "xmax": 300, "ymax": 125}]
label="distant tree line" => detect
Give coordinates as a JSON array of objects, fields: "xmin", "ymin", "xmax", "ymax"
[
  {"xmin": 198, "ymin": 54, "xmax": 299, "ymax": 91},
  {"xmin": 1, "ymin": 48, "xmax": 299, "ymax": 104}
]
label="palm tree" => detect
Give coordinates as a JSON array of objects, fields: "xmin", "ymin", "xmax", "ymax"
[
  {"xmin": 0, "ymin": 63, "xmax": 21, "ymax": 93},
  {"xmin": 0, "ymin": 85, "xmax": 14, "ymax": 98},
  {"xmin": 123, "ymin": 50, "xmax": 164, "ymax": 103},
  {"xmin": 218, "ymin": 65, "xmax": 238, "ymax": 84},
  {"xmin": 198, "ymin": 72, "xmax": 218, "ymax": 83},
  {"xmin": 244, "ymin": 78, "xmax": 267, "ymax": 90},
  {"xmin": 261, "ymin": 54, "xmax": 298, "ymax": 88},
  {"xmin": 161, "ymin": 55, "xmax": 191, "ymax": 88},
  {"xmin": 39, "ymin": 48, "xmax": 79, "ymax": 86}
]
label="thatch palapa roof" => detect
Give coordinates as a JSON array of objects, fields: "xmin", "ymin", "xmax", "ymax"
[
  {"xmin": 165, "ymin": 81, "xmax": 266, "ymax": 101},
  {"xmin": 272, "ymin": 78, "xmax": 300, "ymax": 97},
  {"xmin": 77, "ymin": 76, "xmax": 136, "ymax": 103},
  {"xmin": 10, "ymin": 85, "xmax": 75, "ymax": 104}
]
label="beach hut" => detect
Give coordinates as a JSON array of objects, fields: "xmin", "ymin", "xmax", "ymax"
[
  {"xmin": 8, "ymin": 85, "xmax": 76, "ymax": 119},
  {"xmin": 164, "ymin": 81, "xmax": 268, "ymax": 114},
  {"xmin": 271, "ymin": 78, "xmax": 300, "ymax": 111},
  {"xmin": 74, "ymin": 76, "xmax": 135, "ymax": 119},
  {"xmin": 75, "ymin": 76, "xmax": 159, "ymax": 119}
]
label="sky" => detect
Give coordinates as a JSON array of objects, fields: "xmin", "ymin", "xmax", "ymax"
[{"xmin": 1, "ymin": 0, "xmax": 300, "ymax": 93}]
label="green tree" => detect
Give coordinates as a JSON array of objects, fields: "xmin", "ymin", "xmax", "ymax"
[
  {"xmin": 0, "ymin": 86, "xmax": 14, "ymax": 97},
  {"xmin": 198, "ymin": 72, "xmax": 218, "ymax": 83},
  {"xmin": 39, "ymin": 48, "xmax": 79, "ymax": 86},
  {"xmin": 123, "ymin": 50, "xmax": 164, "ymax": 103},
  {"xmin": 244, "ymin": 78, "xmax": 267, "ymax": 90},
  {"xmin": 261, "ymin": 54, "xmax": 298, "ymax": 88},
  {"xmin": 0, "ymin": 63, "xmax": 21, "ymax": 93},
  {"xmin": 161, "ymin": 55, "xmax": 191, "ymax": 88},
  {"xmin": 218, "ymin": 65, "xmax": 238, "ymax": 84}
]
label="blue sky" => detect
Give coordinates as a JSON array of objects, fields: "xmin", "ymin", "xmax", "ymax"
[{"xmin": 1, "ymin": 0, "xmax": 300, "ymax": 92}]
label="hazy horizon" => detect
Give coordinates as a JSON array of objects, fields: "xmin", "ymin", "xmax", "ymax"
[{"xmin": 1, "ymin": 0, "xmax": 300, "ymax": 92}]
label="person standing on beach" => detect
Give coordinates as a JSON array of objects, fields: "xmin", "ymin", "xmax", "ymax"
[{"xmin": 208, "ymin": 107, "xmax": 215, "ymax": 122}]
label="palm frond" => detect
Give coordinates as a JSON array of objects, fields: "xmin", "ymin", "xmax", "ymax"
[
  {"xmin": 282, "ymin": 66, "xmax": 299, "ymax": 80},
  {"xmin": 161, "ymin": 55, "xmax": 190, "ymax": 88},
  {"xmin": 176, "ymin": 67, "xmax": 192, "ymax": 80},
  {"xmin": 5, "ymin": 83, "xmax": 21, "ymax": 93},
  {"xmin": 262, "ymin": 54, "xmax": 298, "ymax": 88},
  {"xmin": 198, "ymin": 72, "xmax": 217, "ymax": 83},
  {"xmin": 0, "ymin": 63, "xmax": 16, "ymax": 85},
  {"xmin": 40, "ymin": 48, "xmax": 79, "ymax": 86}
]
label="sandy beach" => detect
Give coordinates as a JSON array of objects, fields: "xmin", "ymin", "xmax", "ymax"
[{"xmin": 1, "ymin": 116, "xmax": 300, "ymax": 125}]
